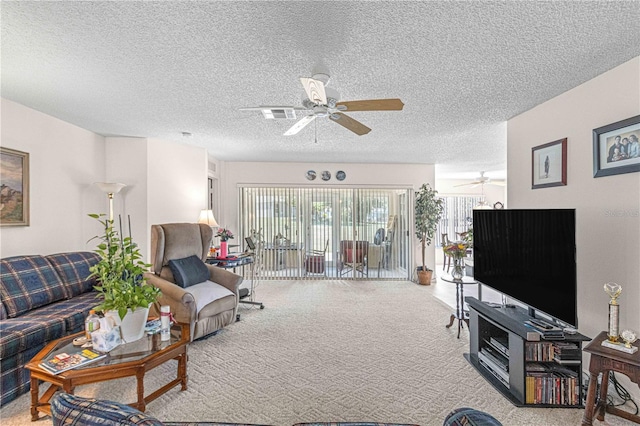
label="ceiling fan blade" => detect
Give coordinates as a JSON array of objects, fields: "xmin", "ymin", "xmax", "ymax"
[
  {"xmin": 329, "ymin": 112, "xmax": 371, "ymax": 136},
  {"xmin": 284, "ymin": 115, "xmax": 316, "ymax": 136},
  {"xmin": 453, "ymin": 181, "xmax": 481, "ymax": 187},
  {"xmin": 300, "ymin": 77, "xmax": 327, "ymax": 105},
  {"xmin": 239, "ymin": 106, "xmax": 307, "ymax": 111},
  {"xmin": 336, "ymin": 98, "xmax": 404, "ymax": 112}
]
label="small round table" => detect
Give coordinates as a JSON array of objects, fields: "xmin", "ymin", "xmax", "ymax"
[{"xmin": 442, "ymin": 275, "xmax": 477, "ymax": 338}]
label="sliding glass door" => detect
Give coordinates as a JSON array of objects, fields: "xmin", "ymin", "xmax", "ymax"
[{"xmin": 238, "ymin": 186, "xmax": 411, "ymax": 280}]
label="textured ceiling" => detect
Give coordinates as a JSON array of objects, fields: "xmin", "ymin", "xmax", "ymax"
[{"xmin": 2, "ymin": 1, "xmax": 640, "ymax": 179}]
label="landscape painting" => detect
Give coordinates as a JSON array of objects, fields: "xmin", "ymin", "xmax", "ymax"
[{"xmin": 1, "ymin": 147, "xmax": 29, "ymax": 226}]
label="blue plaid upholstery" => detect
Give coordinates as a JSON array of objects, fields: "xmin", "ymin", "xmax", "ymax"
[
  {"xmin": 47, "ymin": 291, "xmax": 100, "ymax": 334},
  {"xmin": 0, "ymin": 255, "xmax": 68, "ymax": 318},
  {"xmin": 46, "ymin": 252, "xmax": 100, "ymax": 298},
  {"xmin": 0, "ymin": 313, "xmax": 67, "ymax": 359},
  {"xmin": 442, "ymin": 408, "xmax": 502, "ymax": 426},
  {"xmin": 0, "ymin": 253, "xmax": 102, "ymax": 407},
  {"xmin": 0, "ymin": 343, "xmax": 43, "ymax": 406},
  {"xmin": 51, "ymin": 393, "xmax": 164, "ymax": 425}
]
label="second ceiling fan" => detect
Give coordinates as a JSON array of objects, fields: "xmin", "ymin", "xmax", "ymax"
[{"xmin": 240, "ymin": 73, "xmax": 404, "ymax": 136}]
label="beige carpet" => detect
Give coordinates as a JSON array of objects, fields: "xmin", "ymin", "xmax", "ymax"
[{"xmin": 0, "ymin": 280, "xmax": 634, "ymax": 425}]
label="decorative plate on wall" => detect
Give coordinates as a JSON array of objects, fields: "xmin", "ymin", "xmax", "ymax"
[
  {"xmin": 321, "ymin": 171, "xmax": 331, "ymax": 181},
  {"xmin": 306, "ymin": 170, "xmax": 316, "ymax": 181},
  {"xmin": 336, "ymin": 170, "xmax": 346, "ymax": 181}
]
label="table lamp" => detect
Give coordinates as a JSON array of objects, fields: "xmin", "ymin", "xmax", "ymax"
[{"xmin": 198, "ymin": 209, "xmax": 219, "ymax": 228}]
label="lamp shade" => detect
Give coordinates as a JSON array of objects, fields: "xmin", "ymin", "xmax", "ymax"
[
  {"xmin": 94, "ymin": 182, "xmax": 126, "ymax": 194},
  {"xmin": 198, "ymin": 210, "xmax": 219, "ymax": 227}
]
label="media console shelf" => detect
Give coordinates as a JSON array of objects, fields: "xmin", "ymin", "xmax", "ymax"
[{"xmin": 465, "ymin": 297, "xmax": 590, "ymax": 408}]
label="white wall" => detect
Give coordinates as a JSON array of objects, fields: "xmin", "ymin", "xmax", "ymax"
[
  {"xmin": 105, "ymin": 137, "xmax": 209, "ymax": 259},
  {"xmin": 219, "ymin": 161, "xmax": 436, "ymax": 273},
  {"xmin": 0, "ymin": 100, "xmax": 209, "ymax": 261},
  {"xmin": 1, "ymin": 98, "xmax": 105, "ymax": 257},
  {"xmin": 147, "ymin": 137, "xmax": 209, "ymax": 245},
  {"xmin": 508, "ymin": 57, "xmax": 640, "ymax": 399}
]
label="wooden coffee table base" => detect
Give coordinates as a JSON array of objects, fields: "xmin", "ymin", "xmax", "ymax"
[{"xmin": 26, "ymin": 325, "xmax": 189, "ymax": 421}]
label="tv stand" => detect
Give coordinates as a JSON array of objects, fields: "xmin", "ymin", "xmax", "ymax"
[{"xmin": 465, "ymin": 297, "xmax": 590, "ymax": 407}]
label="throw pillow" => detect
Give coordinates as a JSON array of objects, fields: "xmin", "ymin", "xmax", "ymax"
[
  {"xmin": 168, "ymin": 255, "xmax": 210, "ymax": 288},
  {"xmin": 50, "ymin": 392, "xmax": 164, "ymax": 426}
]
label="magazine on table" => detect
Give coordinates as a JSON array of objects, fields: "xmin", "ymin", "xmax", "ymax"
[{"xmin": 39, "ymin": 348, "xmax": 106, "ymax": 374}]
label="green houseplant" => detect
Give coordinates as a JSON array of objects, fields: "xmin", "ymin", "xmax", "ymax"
[
  {"xmin": 88, "ymin": 213, "xmax": 160, "ymax": 341},
  {"xmin": 414, "ymin": 183, "xmax": 444, "ymax": 285}
]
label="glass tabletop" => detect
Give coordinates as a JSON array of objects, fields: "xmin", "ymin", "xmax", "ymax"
[{"xmin": 40, "ymin": 323, "xmax": 186, "ymax": 371}]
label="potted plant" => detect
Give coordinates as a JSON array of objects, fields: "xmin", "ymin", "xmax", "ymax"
[
  {"xmin": 414, "ymin": 183, "xmax": 444, "ymax": 285},
  {"xmin": 88, "ymin": 213, "xmax": 161, "ymax": 342}
]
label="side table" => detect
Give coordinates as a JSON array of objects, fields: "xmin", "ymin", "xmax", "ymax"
[
  {"xmin": 582, "ymin": 331, "xmax": 640, "ymax": 425},
  {"xmin": 442, "ymin": 275, "xmax": 478, "ymax": 339}
]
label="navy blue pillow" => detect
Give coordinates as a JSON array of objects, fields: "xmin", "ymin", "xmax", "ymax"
[{"xmin": 168, "ymin": 255, "xmax": 209, "ymax": 288}]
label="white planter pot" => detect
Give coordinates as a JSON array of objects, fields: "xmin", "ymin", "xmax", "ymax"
[{"xmin": 105, "ymin": 305, "xmax": 150, "ymax": 343}]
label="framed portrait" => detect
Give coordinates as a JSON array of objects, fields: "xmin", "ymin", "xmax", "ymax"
[
  {"xmin": 593, "ymin": 115, "xmax": 640, "ymax": 178},
  {"xmin": 531, "ymin": 138, "xmax": 567, "ymax": 189},
  {"xmin": 0, "ymin": 147, "xmax": 30, "ymax": 226}
]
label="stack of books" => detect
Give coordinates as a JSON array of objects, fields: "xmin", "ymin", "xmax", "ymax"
[{"xmin": 553, "ymin": 342, "xmax": 581, "ymax": 364}]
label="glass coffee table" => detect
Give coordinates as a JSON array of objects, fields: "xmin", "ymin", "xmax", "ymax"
[{"xmin": 25, "ymin": 322, "xmax": 189, "ymax": 420}]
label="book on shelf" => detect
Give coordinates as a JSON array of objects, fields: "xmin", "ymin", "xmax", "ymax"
[
  {"xmin": 525, "ymin": 362, "xmax": 579, "ymax": 405},
  {"xmin": 39, "ymin": 348, "xmax": 106, "ymax": 375}
]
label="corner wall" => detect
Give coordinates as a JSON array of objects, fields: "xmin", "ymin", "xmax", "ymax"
[
  {"xmin": 507, "ymin": 57, "xmax": 640, "ymax": 399},
  {"xmin": 1, "ymin": 98, "xmax": 105, "ymax": 257}
]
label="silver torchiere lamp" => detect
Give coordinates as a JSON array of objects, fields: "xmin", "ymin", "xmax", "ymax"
[{"xmin": 94, "ymin": 182, "xmax": 126, "ymax": 221}]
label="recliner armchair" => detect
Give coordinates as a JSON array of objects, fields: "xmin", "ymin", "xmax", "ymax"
[{"xmin": 145, "ymin": 223, "xmax": 242, "ymax": 341}]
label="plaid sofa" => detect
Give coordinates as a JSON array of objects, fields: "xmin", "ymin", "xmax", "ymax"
[{"xmin": 0, "ymin": 252, "xmax": 101, "ymax": 407}]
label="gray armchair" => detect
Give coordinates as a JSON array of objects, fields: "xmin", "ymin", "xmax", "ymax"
[{"xmin": 145, "ymin": 223, "xmax": 242, "ymax": 341}]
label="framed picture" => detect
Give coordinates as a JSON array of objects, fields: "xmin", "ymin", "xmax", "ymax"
[
  {"xmin": 0, "ymin": 147, "xmax": 30, "ymax": 226},
  {"xmin": 593, "ymin": 115, "xmax": 640, "ymax": 178},
  {"xmin": 531, "ymin": 138, "xmax": 567, "ymax": 189}
]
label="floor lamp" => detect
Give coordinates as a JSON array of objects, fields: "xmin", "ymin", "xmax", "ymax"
[{"xmin": 94, "ymin": 182, "xmax": 126, "ymax": 221}]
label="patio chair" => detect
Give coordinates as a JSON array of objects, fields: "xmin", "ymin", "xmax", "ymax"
[
  {"xmin": 337, "ymin": 240, "xmax": 369, "ymax": 277},
  {"xmin": 304, "ymin": 239, "xmax": 329, "ymax": 276}
]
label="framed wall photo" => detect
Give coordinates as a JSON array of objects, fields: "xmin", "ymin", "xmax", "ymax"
[
  {"xmin": 0, "ymin": 147, "xmax": 30, "ymax": 226},
  {"xmin": 531, "ymin": 138, "xmax": 567, "ymax": 189},
  {"xmin": 593, "ymin": 115, "xmax": 640, "ymax": 178}
]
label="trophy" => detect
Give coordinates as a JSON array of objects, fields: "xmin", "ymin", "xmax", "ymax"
[
  {"xmin": 621, "ymin": 330, "xmax": 638, "ymax": 349},
  {"xmin": 604, "ymin": 282, "xmax": 622, "ymax": 342}
]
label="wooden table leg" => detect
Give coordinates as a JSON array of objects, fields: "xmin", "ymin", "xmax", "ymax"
[
  {"xmin": 178, "ymin": 352, "xmax": 188, "ymax": 391},
  {"xmin": 596, "ymin": 370, "xmax": 611, "ymax": 422},
  {"xmin": 582, "ymin": 371, "xmax": 599, "ymax": 426},
  {"xmin": 30, "ymin": 377, "xmax": 40, "ymax": 421},
  {"xmin": 136, "ymin": 369, "xmax": 146, "ymax": 412}
]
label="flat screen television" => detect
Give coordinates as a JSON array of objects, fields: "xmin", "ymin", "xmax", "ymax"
[{"xmin": 472, "ymin": 209, "xmax": 577, "ymax": 327}]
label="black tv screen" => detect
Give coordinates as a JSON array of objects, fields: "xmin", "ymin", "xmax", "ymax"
[{"xmin": 473, "ymin": 209, "xmax": 577, "ymax": 327}]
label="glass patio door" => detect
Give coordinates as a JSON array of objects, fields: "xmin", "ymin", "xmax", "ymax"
[{"xmin": 239, "ymin": 186, "xmax": 411, "ymax": 280}]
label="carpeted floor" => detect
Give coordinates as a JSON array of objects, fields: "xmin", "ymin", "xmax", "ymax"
[{"xmin": 0, "ymin": 280, "xmax": 634, "ymax": 425}]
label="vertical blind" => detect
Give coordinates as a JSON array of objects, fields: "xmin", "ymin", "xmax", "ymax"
[{"xmin": 238, "ymin": 186, "xmax": 411, "ymax": 280}]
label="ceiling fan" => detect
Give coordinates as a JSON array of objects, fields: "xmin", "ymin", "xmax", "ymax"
[
  {"xmin": 454, "ymin": 171, "xmax": 505, "ymax": 188},
  {"xmin": 239, "ymin": 73, "xmax": 404, "ymax": 136}
]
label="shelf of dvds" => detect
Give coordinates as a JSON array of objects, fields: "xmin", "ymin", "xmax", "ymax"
[{"xmin": 465, "ymin": 297, "xmax": 590, "ymax": 408}]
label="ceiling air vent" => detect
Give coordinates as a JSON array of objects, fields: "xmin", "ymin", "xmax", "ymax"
[{"xmin": 261, "ymin": 108, "xmax": 297, "ymax": 120}]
